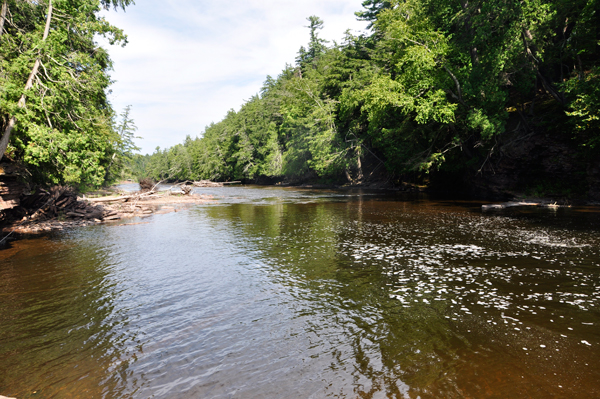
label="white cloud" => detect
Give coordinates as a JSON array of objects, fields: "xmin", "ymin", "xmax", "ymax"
[{"xmin": 102, "ymin": 0, "xmax": 369, "ymax": 154}]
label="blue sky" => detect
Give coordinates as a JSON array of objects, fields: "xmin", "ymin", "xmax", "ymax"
[{"xmin": 102, "ymin": 0, "xmax": 369, "ymax": 155}]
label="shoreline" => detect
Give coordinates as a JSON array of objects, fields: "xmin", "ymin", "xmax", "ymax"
[
  {"xmin": 0, "ymin": 191, "xmax": 214, "ymax": 244},
  {"xmin": 2, "ymin": 184, "xmax": 600, "ymax": 247}
]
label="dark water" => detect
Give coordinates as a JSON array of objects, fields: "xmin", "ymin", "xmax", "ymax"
[{"xmin": 1, "ymin": 187, "xmax": 600, "ymax": 398}]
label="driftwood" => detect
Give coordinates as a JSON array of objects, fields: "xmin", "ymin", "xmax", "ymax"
[
  {"xmin": 482, "ymin": 201, "xmax": 567, "ymax": 211},
  {"xmin": 139, "ymin": 178, "xmax": 157, "ymax": 192},
  {"xmin": 169, "ymin": 181, "xmax": 194, "ymax": 195},
  {"xmin": 10, "ymin": 186, "xmax": 116, "ymax": 224},
  {"xmin": 0, "ymin": 177, "xmax": 25, "ymax": 210},
  {"xmin": 86, "ymin": 189, "xmax": 168, "ymax": 203},
  {"xmin": 193, "ymin": 180, "xmax": 241, "ymax": 187},
  {"xmin": 86, "ymin": 195, "xmax": 132, "ymax": 203},
  {"xmin": 0, "ymin": 185, "xmax": 176, "ymax": 240}
]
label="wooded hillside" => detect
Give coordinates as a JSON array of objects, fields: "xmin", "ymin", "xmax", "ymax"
[
  {"xmin": 1, "ymin": 0, "xmax": 599, "ymax": 199},
  {"xmin": 132, "ymin": 0, "xmax": 600, "ymax": 199}
]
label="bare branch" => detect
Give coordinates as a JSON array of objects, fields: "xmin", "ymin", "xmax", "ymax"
[{"xmin": 443, "ymin": 66, "xmax": 466, "ymax": 106}]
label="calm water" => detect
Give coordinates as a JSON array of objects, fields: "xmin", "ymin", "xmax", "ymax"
[{"xmin": 1, "ymin": 187, "xmax": 600, "ymax": 398}]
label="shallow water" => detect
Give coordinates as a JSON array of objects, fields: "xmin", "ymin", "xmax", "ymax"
[{"xmin": 1, "ymin": 187, "xmax": 600, "ymax": 398}]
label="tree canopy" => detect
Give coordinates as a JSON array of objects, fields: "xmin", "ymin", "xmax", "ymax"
[
  {"xmin": 3, "ymin": 0, "xmax": 598, "ymax": 193},
  {"xmin": 134, "ymin": 0, "xmax": 599, "ymax": 191},
  {"xmin": 0, "ymin": 0, "xmax": 134, "ymax": 188}
]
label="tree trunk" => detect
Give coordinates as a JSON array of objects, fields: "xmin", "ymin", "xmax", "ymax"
[
  {"xmin": 522, "ymin": 29, "xmax": 565, "ymax": 105},
  {"xmin": 458, "ymin": 0, "xmax": 480, "ymax": 67},
  {"xmin": 0, "ymin": 0, "xmax": 7, "ymax": 41},
  {"xmin": 103, "ymin": 152, "xmax": 117, "ymax": 184},
  {"xmin": 0, "ymin": 0, "xmax": 53, "ymax": 162},
  {"xmin": 356, "ymin": 145, "xmax": 363, "ymax": 182}
]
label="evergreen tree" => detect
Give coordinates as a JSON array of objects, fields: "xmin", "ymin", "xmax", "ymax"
[
  {"xmin": 296, "ymin": 16, "xmax": 328, "ymax": 67},
  {"xmin": 355, "ymin": 0, "xmax": 392, "ymax": 27},
  {"xmin": 0, "ymin": 0, "xmax": 131, "ymax": 188},
  {"xmin": 104, "ymin": 105, "xmax": 141, "ymax": 184}
]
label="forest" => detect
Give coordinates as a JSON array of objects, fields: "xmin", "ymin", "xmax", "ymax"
[{"xmin": 2, "ymin": 0, "xmax": 600, "ymax": 197}]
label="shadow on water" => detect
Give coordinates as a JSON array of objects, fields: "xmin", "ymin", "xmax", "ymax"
[{"xmin": 1, "ymin": 188, "xmax": 600, "ymax": 398}]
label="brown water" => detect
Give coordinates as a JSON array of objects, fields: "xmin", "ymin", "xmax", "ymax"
[{"xmin": 1, "ymin": 187, "xmax": 600, "ymax": 398}]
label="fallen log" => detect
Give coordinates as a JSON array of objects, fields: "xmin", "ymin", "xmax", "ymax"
[
  {"xmin": 86, "ymin": 195, "xmax": 132, "ymax": 203},
  {"xmin": 86, "ymin": 189, "xmax": 169, "ymax": 203},
  {"xmin": 193, "ymin": 180, "xmax": 241, "ymax": 187},
  {"xmin": 139, "ymin": 193, "xmax": 168, "ymax": 199},
  {"xmin": 482, "ymin": 201, "xmax": 568, "ymax": 210},
  {"xmin": 55, "ymin": 197, "xmax": 70, "ymax": 207},
  {"xmin": 482, "ymin": 202, "xmax": 539, "ymax": 210}
]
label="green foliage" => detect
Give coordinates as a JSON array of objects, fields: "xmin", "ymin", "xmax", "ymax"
[
  {"xmin": 355, "ymin": 0, "xmax": 392, "ymax": 27},
  {"xmin": 115, "ymin": 105, "xmax": 140, "ymax": 157},
  {"xmin": 563, "ymin": 67, "xmax": 600, "ymax": 150},
  {"xmin": 131, "ymin": 0, "xmax": 600, "ymax": 185},
  {"xmin": 296, "ymin": 16, "xmax": 328, "ymax": 67},
  {"xmin": 0, "ymin": 0, "xmax": 133, "ymax": 189},
  {"xmin": 104, "ymin": 105, "xmax": 141, "ymax": 184}
]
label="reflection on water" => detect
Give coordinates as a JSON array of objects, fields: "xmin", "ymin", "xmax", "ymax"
[{"xmin": 1, "ymin": 187, "xmax": 600, "ymax": 398}]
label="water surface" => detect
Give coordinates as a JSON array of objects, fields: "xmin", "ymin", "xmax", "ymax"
[{"xmin": 1, "ymin": 187, "xmax": 600, "ymax": 398}]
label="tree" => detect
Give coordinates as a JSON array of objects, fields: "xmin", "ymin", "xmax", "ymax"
[
  {"xmin": 296, "ymin": 16, "xmax": 328, "ymax": 67},
  {"xmin": 0, "ymin": 0, "xmax": 132, "ymax": 188},
  {"xmin": 355, "ymin": 0, "xmax": 392, "ymax": 27},
  {"xmin": 127, "ymin": 0, "xmax": 600, "ymax": 189},
  {"xmin": 115, "ymin": 105, "xmax": 140, "ymax": 157},
  {"xmin": 104, "ymin": 105, "xmax": 140, "ymax": 184},
  {"xmin": 0, "ymin": 0, "xmax": 54, "ymax": 161}
]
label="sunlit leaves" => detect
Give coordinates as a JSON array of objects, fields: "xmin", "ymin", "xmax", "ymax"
[
  {"xmin": 0, "ymin": 0, "xmax": 131, "ymax": 189},
  {"xmin": 130, "ymin": 0, "xmax": 600, "ymax": 183},
  {"xmin": 563, "ymin": 67, "xmax": 600, "ymax": 149}
]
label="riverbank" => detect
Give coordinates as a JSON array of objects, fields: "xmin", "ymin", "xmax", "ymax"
[
  {"xmin": 0, "ymin": 188, "xmax": 214, "ymax": 243},
  {"xmin": 2, "ymin": 181, "xmax": 598, "ymax": 247}
]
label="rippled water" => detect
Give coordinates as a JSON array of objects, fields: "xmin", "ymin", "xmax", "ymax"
[{"xmin": 1, "ymin": 187, "xmax": 600, "ymax": 398}]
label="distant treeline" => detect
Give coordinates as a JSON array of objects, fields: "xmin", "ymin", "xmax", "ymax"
[{"xmin": 133, "ymin": 0, "xmax": 598, "ymax": 186}]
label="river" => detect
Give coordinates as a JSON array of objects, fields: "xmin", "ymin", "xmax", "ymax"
[{"xmin": 1, "ymin": 186, "xmax": 599, "ymax": 398}]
